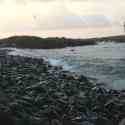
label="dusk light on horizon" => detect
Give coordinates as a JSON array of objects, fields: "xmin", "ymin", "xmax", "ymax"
[{"xmin": 0, "ymin": 0, "xmax": 125, "ymax": 38}]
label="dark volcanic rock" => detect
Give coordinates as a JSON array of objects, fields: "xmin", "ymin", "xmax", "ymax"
[
  {"xmin": 0, "ymin": 112, "xmax": 15, "ymax": 125},
  {"xmin": 0, "ymin": 49, "xmax": 125, "ymax": 125}
]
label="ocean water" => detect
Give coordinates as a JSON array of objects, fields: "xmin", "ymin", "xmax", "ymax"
[{"xmin": 7, "ymin": 42, "xmax": 125, "ymax": 90}]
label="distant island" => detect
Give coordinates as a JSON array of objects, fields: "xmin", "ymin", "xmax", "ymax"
[{"xmin": 0, "ymin": 35, "xmax": 125, "ymax": 49}]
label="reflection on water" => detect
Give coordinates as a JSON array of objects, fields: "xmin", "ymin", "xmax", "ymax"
[{"xmin": 8, "ymin": 42, "xmax": 125, "ymax": 90}]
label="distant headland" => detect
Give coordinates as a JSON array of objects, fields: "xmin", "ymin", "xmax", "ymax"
[{"xmin": 0, "ymin": 35, "xmax": 125, "ymax": 49}]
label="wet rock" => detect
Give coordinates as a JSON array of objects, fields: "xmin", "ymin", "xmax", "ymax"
[
  {"xmin": 0, "ymin": 112, "xmax": 15, "ymax": 125},
  {"xmin": 51, "ymin": 119, "xmax": 61, "ymax": 125},
  {"xmin": 119, "ymin": 118, "xmax": 125, "ymax": 125},
  {"xmin": 92, "ymin": 86, "xmax": 107, "ymax": 95},
  {"xmin": 0, "ymin": 49, "xmax": 124, "ymax": 125},
  {"xmin": 94, "ymin": 117, "xmax": 112, "ymax": 125},
  {"xmin": 78, "ymin": 75, "xmax": 89, "ymax": 82},
  {"xmin": 82, "ymin": 121, "xmax": 93, "ymax": 125}
]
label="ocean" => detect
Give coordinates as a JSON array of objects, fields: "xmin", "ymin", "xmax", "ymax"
[{"xmin": 7, "ymin": 42, "xmax": 125, "ymax": 90}]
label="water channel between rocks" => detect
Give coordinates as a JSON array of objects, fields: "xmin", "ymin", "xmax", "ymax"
[{"xmin": 5, "ymin": 42, "xmax": 125, "ymax": 90}]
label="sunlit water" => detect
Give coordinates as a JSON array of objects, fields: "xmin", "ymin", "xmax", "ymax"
[{"xmin": 6, "ymin": 42, "xmax": 125, "ymax": 90}]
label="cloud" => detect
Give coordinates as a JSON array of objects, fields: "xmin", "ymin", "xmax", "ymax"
[
  {"xmin": 32, "ymin": 1, "xmax": 112, "ymax": 30},
  {"xmin": 0, "ymin": 0, "xmax": 113, "ymax": 32},
  {"xmin": 82, "ymin": 15, "xmax": 111, "ymax": 27},
  {"xmin": 35, "ymin": 13, "xmax": 112, "ymax": 30},
  {"xmin": 7, "ymin": 0, "xmax": 56, "ymax": 4},
  {"xmin": 0, "ymin": 0, "xmax": 124, "ymax": 38}
]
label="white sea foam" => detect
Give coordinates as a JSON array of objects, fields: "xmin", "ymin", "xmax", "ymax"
[{"xmin": 4, "ymin": 42, "xmax": 125, "ymax": 90}]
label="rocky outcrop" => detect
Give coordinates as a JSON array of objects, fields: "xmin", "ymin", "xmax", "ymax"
[
  {"xmin": 0, "ymin": 50, "xmax": 125, "ymax": 125},
  {"xmin": 0, "ymin": 36, "xmax": 96, "ymax": 49}
]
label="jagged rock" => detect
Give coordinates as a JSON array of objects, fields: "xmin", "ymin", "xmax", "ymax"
[
  {"xmin": 94, "ymin": 117, "xmax": 112, "ymax": 125},
  {"xmin": 0, "ymin": 49, "xmax": 124, "ymax": 125},
  {"xmin": 0, "ymin": 112, "xmax": 15, "ymax": 125},
  {"xmin": 119, "ymin": 118, "xmax": 125, "ymax": 125},
  {"xmin": 82, "ymin": 121, "xmax": 93, "ymax": 125}
]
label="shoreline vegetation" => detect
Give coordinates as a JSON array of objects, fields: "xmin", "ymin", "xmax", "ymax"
[
  {"xmin": 0, "ymin": 35, "xmax": 125, "ymax": 49},
  {"xmin": 0, "ymin": 49, "xmax": 125, "ymax": 125}
]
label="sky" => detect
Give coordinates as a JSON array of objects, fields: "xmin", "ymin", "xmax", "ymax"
[{"xmin": 0, "ymin": 0, "xmax": 125, "ymax": 38}]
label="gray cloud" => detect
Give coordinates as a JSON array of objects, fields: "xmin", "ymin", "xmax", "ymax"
[
  {"xmin": 82, "ymin": 15, "xmax": 111, "ymax": 27},
  {"xmin": 34, "ymin": 14, "xmax": 111, "ymax": 30},
  {"xmin": 0, "ymin": 0, "xmax": 124, "ymax": 38},
  {"xmin": 13, "ymin": 0, "xmax": 55, "ymax": 3}
]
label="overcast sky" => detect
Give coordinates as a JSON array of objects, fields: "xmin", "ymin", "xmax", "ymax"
[{"xmin": 0, "ymin": 0, "xmax": 125, "ymax": 38}]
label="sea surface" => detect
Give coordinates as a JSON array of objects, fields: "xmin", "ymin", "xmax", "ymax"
[{"xmin": 6, "ymin": 42, "xmax": 125, "ymax": 90}]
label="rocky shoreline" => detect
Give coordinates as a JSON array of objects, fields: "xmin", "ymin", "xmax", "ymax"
[
  {"xmin": 0, "ymin": 36, "xmax": 96, "ymax": 49},
  {"xmin": 0, "ymin": 35, "xmax": 125, "ymax": 49},
  {"xmin": 0, "ymin": 49, "xmax": 125, "ymax": 125}
]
